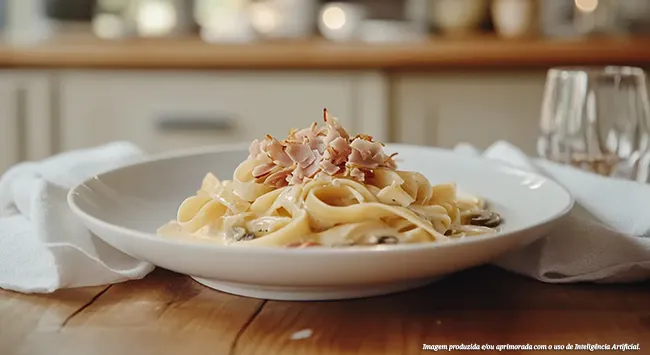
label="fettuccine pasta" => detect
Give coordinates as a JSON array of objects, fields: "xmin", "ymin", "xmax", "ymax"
[{"xmin": 157, "ymin": 109, "xmax": 502, "ymax": 247}]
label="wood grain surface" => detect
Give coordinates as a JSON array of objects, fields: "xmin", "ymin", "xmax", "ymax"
[
  {"xmin": 1, "ymin": 266, "xmax": 648, "ymax": 355},
  {"xmin": 3, "ymin": 35, "xmax": 650, "ymax": 70}
]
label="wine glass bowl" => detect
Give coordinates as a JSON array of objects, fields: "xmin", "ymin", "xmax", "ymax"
[{"xmin": 537, "ymin": 66, "xmax": 650, "ymax": 181}]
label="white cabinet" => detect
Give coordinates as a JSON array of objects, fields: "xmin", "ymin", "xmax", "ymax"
[
  {"xmin": 1, "ymin": 69, "xmax": 557, "ymax": 169},
  {"xmin": 393, "ymin": 71, "xmax": 548, "ymax": 154},
  {"xmin": 0, "ymin": 72, "xmax": 52, "ymax": 173},
  {"xmin": 58, "ymin": 70, "xmax": 388, "ymax": 154}
]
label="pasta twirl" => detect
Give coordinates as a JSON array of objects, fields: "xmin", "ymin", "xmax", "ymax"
[{"xmin": 157, "ymin": 109, "xmax": 502, "ymax": 247}]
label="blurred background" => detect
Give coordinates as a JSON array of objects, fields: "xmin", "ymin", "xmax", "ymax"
[{"xmin": 2, "ymin": 0, "xmax": 650, "ymax": 172}]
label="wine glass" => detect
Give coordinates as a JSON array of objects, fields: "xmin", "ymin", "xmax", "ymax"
[{"xmin": 537, "ymin": 66, "xmax": 650, "ymax": 182}]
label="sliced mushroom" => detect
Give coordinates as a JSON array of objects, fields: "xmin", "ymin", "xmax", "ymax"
[
  {"xmin": 377, "ymin": 236, "xmax": 399, "ymax": 244},
  {"xmin": 240, "ymin": 233, "xmax": 256, "ymax": 241},
  {"xmin": 470, "ymin": 213, "xmax": 490, "ymax": 224},
  {"xmin": 362, "ymin": 235, "xmax": 399, "ymax": 245},
  {"xmin": 469, "ymin": 211, "xmax": 502, "ymax": 228},
  {"xmin": 443, "ymin": 228, "xmax": 466, "ymax": 238},
  {"xmin": 227, "ymin": 227, "xmax": 256, "ymax": 242}
]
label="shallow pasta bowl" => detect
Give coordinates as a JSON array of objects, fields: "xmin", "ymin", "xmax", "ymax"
[{"xmin": 68, "ymin": 143, "xmax": 573, "ymax": 301}]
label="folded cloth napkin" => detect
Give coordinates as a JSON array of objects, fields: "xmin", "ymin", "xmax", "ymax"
[
  {"xmin": 455, "ymin": 141, "xmax": 650, "ymax": 283},
  {"xmin": 0, "ymin": 142, "xmax": 155, "ymax": 293}
]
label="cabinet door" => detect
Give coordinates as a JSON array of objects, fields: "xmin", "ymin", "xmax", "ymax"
[
  {"xmin": 0, "ymin": 72, "xmax": 54, "ymax": 173},
  {"xmin": 21, "ymin": 73, "xmax": 53, "ymax": 162},
  {"xmin": 58, "ymin": 71, "xmax": 373, "ymax": 154},
  {"xmin": 0, "ymin": 75, "xmax": 19, "ymax": 173},
  {"xmin": 394, "ymin": 72, "xmax": 547, "ymax": 154}
]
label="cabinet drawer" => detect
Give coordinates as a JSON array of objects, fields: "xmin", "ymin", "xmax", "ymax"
[{"xmin": 58, "ymin": 71, "xmax": 358, "ymax": 153}]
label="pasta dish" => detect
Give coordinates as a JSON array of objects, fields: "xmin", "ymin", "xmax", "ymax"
[{"xmin": 157, "ymin": 109, "xmax": 502, "ymax": 247}]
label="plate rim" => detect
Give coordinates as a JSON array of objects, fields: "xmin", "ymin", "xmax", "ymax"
[{"xmin": 67, "ymin": 143, "xmax": 575, "ymax": 256}]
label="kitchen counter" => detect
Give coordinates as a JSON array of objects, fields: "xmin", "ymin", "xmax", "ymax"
[{"xmin": 3, "ymin": 34, "xmax": 650, "ymax": 70}]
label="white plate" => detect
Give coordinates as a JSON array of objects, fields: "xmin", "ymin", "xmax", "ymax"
[{"xmin": 68, "ymin": 144, "xmax": 573, "ymax": 301}]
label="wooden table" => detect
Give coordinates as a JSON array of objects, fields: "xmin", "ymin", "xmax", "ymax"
[{"xmin": 2, "ymin": 266, "xmax": 648, "ymax": 355}]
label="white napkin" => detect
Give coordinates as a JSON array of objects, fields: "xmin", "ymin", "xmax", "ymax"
[
  {"xmin": 0, "ymin": 142, "xmax": 155, "ymax": 293},
  {"xmin": 455, "ymin": 141, "xmax": 650, "ymax": 283}
]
